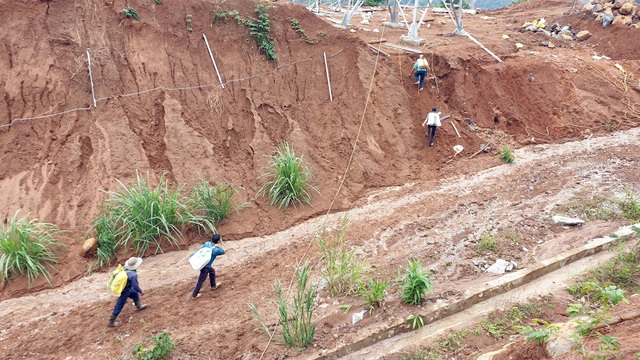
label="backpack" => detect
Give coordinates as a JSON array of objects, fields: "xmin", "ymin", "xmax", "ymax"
[
  {"xmin": 189, "ymin": 246, "xmax": 213, "ymax": 271},
  {"xmin": 107, "ymin": 264, "xmax": 129, "ymax": 296}
]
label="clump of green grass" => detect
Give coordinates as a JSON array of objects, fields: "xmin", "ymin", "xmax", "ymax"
[
  {"xmin": 317, "ymin": 215, "xmax": 366, "ymax": 296},
  {"xmin": 259, "ymin": 142, "xmax": 319, "ymax": 209},
  {"xmin": 250, "ymin": 262, "xmax": 317, "ymax": 349},
  {"xmin": 499, "ymin": 145, "xmax": 515, "ymax": 164},
  {"xmin": 359, "ymin": 278, "xmax": 389, "ymax": 309},
  {"xmin": 476, "ymin": 230, "xmax": 498, "ymax": 252},
  {"xmin": 480, "ymin": 302, "xmax": 544, "ymax": 339},
  {"xmin": 122, "ymin": 6, "xmax": 140, "ymax": 21},
  {"xmin": 93, "ymin": 172, "xmax": 215, "ymax": 266},
  {"xmin": 189, "ymin": 179, "xmax": 239, "ymax": 226},
  {"xmin": 569, "ymin": 248, "xmax": 640, "ymax": 294},
  {"xmin": 399, "ymin": 259, "xmax": 433, "ymax": 305},
  {"xmin": 620, "ymin": 189, "xmax": 640, "ymax": 222},
  {"xmin": 132, "ymin": 331, "xmax": 175, "ymax": 360},
  {"xmin": 0, "ymin": 211, "xmax": 65, "ymax": 286}
]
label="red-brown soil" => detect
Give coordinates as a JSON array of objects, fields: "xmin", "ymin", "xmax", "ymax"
[{"xmin": 1, "ymin": 0, "xmax": 640, "ymax": 359}]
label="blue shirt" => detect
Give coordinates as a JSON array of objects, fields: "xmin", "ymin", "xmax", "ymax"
[{"xmin": 201, "ymin": 241, "xmax": 225, "ymax": 268}]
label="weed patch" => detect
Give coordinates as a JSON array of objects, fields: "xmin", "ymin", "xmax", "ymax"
[
  {"xmin": 399, "ymin": 259, "xmax": 433, "ymax": 305},
  {"xmin": 213, "ymin": 5, "xmax": 278, "ymax": 63},
  {"xmin": 258, "ymin": 142, "xmax": 319, "ymax": 209},
  {"xmin": 317, "ymin": 216, "xmax": 366, "ymax": 296},
  {"xmin": 476, "ymin": 230, "xmax": 498, "ymax": 252},
  {"xmin": 122, "ymin": 6, "xmax": 140, "ymax": 21},
  {"xmin": 500, "ymin": 145, "xmax": 515, "ymax": 164},
  {"xmin": 0, "ymin": 211, "xmax": 65, "ymax": 285},
  {"xmin": 132, "ymin": 332, "xmax": 175, "ymax": 360},
  {"xmin": 189, "ymin": 179, "xmax": 240, "ymax": 226}
]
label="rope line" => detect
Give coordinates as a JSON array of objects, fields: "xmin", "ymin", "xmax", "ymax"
[{"xmin": 0, "ymin": 49, "xmax": 345, "ymax": 130}]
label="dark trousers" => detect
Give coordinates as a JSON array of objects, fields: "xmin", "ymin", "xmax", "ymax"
[
  {"xmin": 414, "ymin": 70, "xmax": 427, "ymax": 89},
  {"xmin": 192, "ymin": 266, "xmax": 216, "ymax": 297},
  {"xmin": 112, "ymin": 287, "xmax": 139, "ymax": 317},
  {"xmin": 427, "ymin": 125, "xmax": 438, "ymax": 146}
]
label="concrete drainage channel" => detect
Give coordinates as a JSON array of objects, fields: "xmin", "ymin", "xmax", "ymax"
[{"xmin": 309, "ymin": 224, "xmax": 640, "ymax": 360}]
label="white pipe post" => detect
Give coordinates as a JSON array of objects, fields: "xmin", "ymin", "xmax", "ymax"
[
  {"xmin": 323, "ymin": 52, "xmax": 333, "ymax": 102},
  {"xmin": 202, "ymin": 33, "xmax": 225, "ymax": 89},
  {"xmin": 86, "ymin": 50, "xmax": 97, "ymax": 108}
]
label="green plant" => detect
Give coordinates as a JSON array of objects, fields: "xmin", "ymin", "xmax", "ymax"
[
  {"xmin": 251, "ymin": 263, "xmax": 316, "ymax": 349},
  {"xmin": 258, "ymin": 142, "xmax": 319, "ymax": 209},
  {"xmin": 567, "ymin": 281, "xmax": 628, "ymax": 336},
  {"xmin": 155, "ymin": 0, "xmax": 163, "ymax": 4},
  {"xmin": 213, "ymin": 5, "xmax": 278, "ymax": 62},
  {"xmin": 317, "ymin": 215, "xmax": 366, "ymax": 296},
  {"xmin": 93, "ymin": 172, "xmax": 215, "ymax": 266},
  {"xmin": 480, "ymin": 303, "xmax": 544, "ymax": 339},
  {"xmin": 399, "ymin": 259, "xmax": 433, "ymax": 305},
  {"xmin": 289, "ymin": 18, "xmax": 319, "ymax": 44},
  {"xmin": 339, "ymin": 304, "xmax": 352, "ymax": 314},
  {"xmin": 0, "ymin": 211, "xmax": 65, "ymax": 286},
  {"xmin": 516, "ymin": 319, "xmax": 559, "ymax": 344},
  {"xmin": 476, "ymin": 231, "xmax": 498, "ymax": 252},
  {"xmin": 620, "ymin": 189, "xmax": 640, "ymax": 221},
  {"xmin": 359, "ymin": 278, "xmax": 389, "ymax": 309},
  {"xmin": 122, "ymin": 6, "xmax": 140, "ymax": 21},
  {"xmin": 511, "ymin": 0, "xmax": 532, "ymax": 4},
  {"xmin": 274, "ymin": 262, "xmax": 316, "ymax": 348},
  {"xmin": 189, "ymin": 179, "xmax": 239, "ymax": 226},
  {"xmin": 406, "ymin": 314, "xmax": 424, "ymax": 329},
  {"xmin": 132, "ymin": 332, "xmax": 175, "ymax": 360},
  {"xmin": 499, "ymin": 145, "xmax": 515, "ymax": 164}
]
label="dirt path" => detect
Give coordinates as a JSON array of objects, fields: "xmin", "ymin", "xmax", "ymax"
[{"xmin": 1, "ymin": 128, "xmax": 640, "ymax": 359}]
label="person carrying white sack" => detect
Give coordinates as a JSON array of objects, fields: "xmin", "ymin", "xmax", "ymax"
[{"xmin": 191, "ymin": 234, "xmax": 225, "ymax": 299}]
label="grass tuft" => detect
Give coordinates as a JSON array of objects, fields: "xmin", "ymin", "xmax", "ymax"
[
  {"xmin": 189, "ymin": 179, "xmax": 239, "ymax": 226},
  {"xmin": 0, "ymin": 211, "xmax": 65, "ymax": 286},
  {"xmin": 93, "ymin": 172, "xmax": 216, "ymax": 266},
  {"xmin": 500, "ymin": 145, "xmax": 515, "ymax": 164},
  {"xmin": 399, "ymin": 259, "xmax": 433, "ymax": 305},
  {"xmin": 317, "ymin": 215, "xmax": 366, "ymax": 296},
  {"xmin": 259, "ymin": 142, "xmax": 319, "ymax": 209}
]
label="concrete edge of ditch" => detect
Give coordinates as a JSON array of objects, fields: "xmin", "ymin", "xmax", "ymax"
[{"xmin": 313, "ymin": 224, "xmax": 640, "ymax": 360}]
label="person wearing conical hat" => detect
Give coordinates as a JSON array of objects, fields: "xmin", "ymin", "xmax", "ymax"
[{"xmin": 108, "ymin": 257, "xmax": 148, "ymax": 327}]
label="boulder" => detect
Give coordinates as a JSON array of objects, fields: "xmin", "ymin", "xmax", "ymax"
[
  {"xmin": 583, "ymin": 3, "xmax": 595, "ymax": 11},
  {"xmin": 561, "ymin": 33, "xmax": 574, "ymax": 41},
  {"xmin": 619, "ymin": 2, "xmax": 634, "ymax": 15},
  {"xmin": 602, "ymin": 13, "xmax": 615, "ymax": 27},
  {"xmin": 613, "ymin": 0, "xmax": 624, "ymax": 9},
  {"xmin": 80, "ymin": 237, "xmax": 98, "ymax": 257},
  {"xmin": 613, "ymin": 15, "xmax": 633, "ymax": 25},
  {"xmin": 576, "ymin": 30, "xmax": 592, "ymax": 41},
  {"xmin": 604, "ymin": 7, "xmax": 614, "ymax": 15},
  {"xmin": 545, "ymin": 322, "xmax": 579, "ymax": 357},
  {"xmin": 552, "ymin": 215, "xmax": 585, "ymax": 226}
]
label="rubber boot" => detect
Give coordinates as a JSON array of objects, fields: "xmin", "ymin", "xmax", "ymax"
[
  {"xmin": 108, "ymin": 314, "xmax": 118, "ymax": 327},
  {"xmin": 134, "ymin": 299, "xmax": 148, "ymax": 311}
]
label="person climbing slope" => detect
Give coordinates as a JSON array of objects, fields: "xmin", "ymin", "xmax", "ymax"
[
  {"xmin": 410, "ymin": 54, "xmax": 430, "ymax": 91},
  {"xmin": 422, "ymin": 106, "xmax": 442, "ymax": 147}
]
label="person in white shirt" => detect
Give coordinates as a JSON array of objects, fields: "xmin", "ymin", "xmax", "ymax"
[{"xmin": 422, "ymin": 107, "xmax": 441, "ymax": 147}]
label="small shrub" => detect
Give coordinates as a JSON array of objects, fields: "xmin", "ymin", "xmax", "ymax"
[
  {"xmin": 258, "ymin": 142, "xmax": 319, "ymax": 209},
  {"xmin": 516, "ymin": 319, "xmax": 559, "ymax": 344},
  {"xmin": 500, "ymin": 145, "xmax": 515, "ymax": 164},
  {"xmin": 399, "ymin": 259, "xmax": 433, "ymax": 305},
  {"xmin": 476, "ymin": 231, "xmax": 498, "ymax": 252},
  {"xmin": 122, "ymin": 6, "xmax": 140, "ymax": 21},
  {"xmin": 359, "ymin": 278, "xmax": 389, "ymax": 309},
  {"xmin": 189, "ymin": 179, "xmax": 239, "ymax": 226},
  {"xmin": 317, "ymin": 215, "xmax": 366, "ymax": 296},
  {"xmin": 0, "ymin": 211, "xmax": 65, "ymax": 285},
  {"xmin": 620, "ymin": 189, "xmax": 640, "ymax": 221},
  {"xmin": 132, "ymin": 332, "xmax": 175, "ymax": 360}
]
